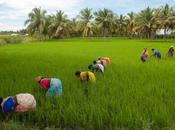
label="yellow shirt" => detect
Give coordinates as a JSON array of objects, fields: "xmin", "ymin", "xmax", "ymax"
[{"xmin": 80, "ymin": 71, "xmax": 96, "ymax": 83}]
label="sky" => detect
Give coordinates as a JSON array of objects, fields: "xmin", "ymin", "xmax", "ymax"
[{"xmin": 0, "ymin": 0, "xmax": 175, "ymax": 31}]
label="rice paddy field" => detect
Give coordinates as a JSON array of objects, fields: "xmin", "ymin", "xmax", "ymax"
[{"xmin": 0, "ymin": 38, "xmax": 175, "ymax": 130}]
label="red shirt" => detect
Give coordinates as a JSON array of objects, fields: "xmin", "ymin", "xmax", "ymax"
[{"xmin": 40, "ymin": 78, "xmax": 50, "ymax": 90}]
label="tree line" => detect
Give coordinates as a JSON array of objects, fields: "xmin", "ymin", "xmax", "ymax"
[{"xmin": 25, "ymin": 4, "xmax": 175, "ymax": 39}]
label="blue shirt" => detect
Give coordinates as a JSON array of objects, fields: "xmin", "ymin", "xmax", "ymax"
[{"xmin": 2, "ymin": 97, "xmax": 15, "ymax": 113}]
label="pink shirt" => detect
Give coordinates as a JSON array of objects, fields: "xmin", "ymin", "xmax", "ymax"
[
  {"xmin": 15, "ymin": 93, "xmax": 36, "ymax": 113},
  {"xmin": 16, "ymin": 105, "xmax": 29, "ymax": 112},
  {"xmin": 40, "ymin": 78, "xmax": 50, "ymax": 90}
]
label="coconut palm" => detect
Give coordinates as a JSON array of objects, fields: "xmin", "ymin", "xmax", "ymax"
[
  {"xmin": 25, "ymin": 8, "xmax": 48, "ymax": 39},
  {"xmin": 116, "ymin": 15, "xmax": 127, "ymax": 36},
  {"xmin": 24, "ymin": 5, "xmax": 175, "ymax": 39},
  {"xmin": 69, "ymin": 18, "xmax": 79, "ymax": 37},
  {"xmin": 78, "ymin": 8, "xmax": 94, "ymax": 37},
  {"xmin": 159, "ymin": 4, "xmax": 175, "ymax": 37},
  {"xmin": 135, "ymin": 7, "xmax": 159, "ymax": 39},
  {"xmin": 127, "ymin": 12, "xmax": 135, "ymax": 38},
  {"xmin": 48, "ymin": 10, "xmax": 70, "ymax": 38},
  {"xmin": 94, "ymin": 8, "xmax": 114, "ymax": 37},
  {"xmin": 79, "ymin": 8, "xmax": 93, "ymax": 23}
]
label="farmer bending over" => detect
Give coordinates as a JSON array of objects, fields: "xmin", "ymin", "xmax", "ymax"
[
  {"xmin": 167, "ymin": 46, "xmax": 174, "ymax": 57},
  {"xmin": 140, "ymin": 48, "xmax": 149, "ymax": 62},
  {"xmin": 75, "ymin": 71, "xmax": 96, "ymax": 83},
  {"xmin": 93, "ymin": 59, "xmax": 107, "ymax": 67},
  {"xmin": 88, "ymin": 63, "xmax": 104, "ymax": 73},
  {"xmin": 98, "ymin": 57, "xmax": 110, "ymax": 64},
  {"xmin": 151, "ymin": 49, "xmax": 161, "ymax": 59},
  {"xmin": 35, "ymin": 76, "xmax": 62, "ymax": 96},
  {"xmin": 0, "ymin": 93, "xmax": 36, "ymax": 113}
]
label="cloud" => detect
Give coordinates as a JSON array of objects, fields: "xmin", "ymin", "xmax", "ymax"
[
  {"xmin": 1, "ymin": 0, "xmax": 83, "ymax": 15},
  {"xmin": 0, "ymin": 0, "xmax": 4, "ymax": 5},
  {"xmin": 0, "ymin": 0, "xmax": 175, "ymax": 31},
  {"xmin": 0, "ymin": 23, "xmax": 22, "ymax": 31},
  {"xmin": 0, "ymin": 0, "xmax": 83, "ymax": 21},
  {"xmin": 0, "ymin": 0, "xmax": 83, "ymax": 31}
]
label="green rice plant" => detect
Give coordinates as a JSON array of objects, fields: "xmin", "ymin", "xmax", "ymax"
[{"xmin": 0, "ymin": 38, "xmax": 175, "ymax": 129}]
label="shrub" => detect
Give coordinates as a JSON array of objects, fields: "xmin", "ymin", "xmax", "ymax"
[
  {"xmin": 3, "ymin": 36, "xmax": 24, "ymax": 44},
  {"xmin": 0, "ymin": 39, "xmax": 7, "ymax": 45},
  {"xmin": 0, "ymin": 35, "xmax": 24, "ymax": 45}
]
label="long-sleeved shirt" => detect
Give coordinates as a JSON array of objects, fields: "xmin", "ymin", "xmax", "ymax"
[
  {"xmin": 80, "ymin": 71, "xmax": 96, "ymax": 83},
  {"xmin": 15, "ymin": 93, "xmax": 36, "ymax": 112},
  {"xmin": 91, "ymin": 64, "xmax": 104, "ymax": 73}
]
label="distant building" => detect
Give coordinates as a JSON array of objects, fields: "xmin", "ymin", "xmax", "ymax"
[
  {"xmin": 11, "ymin": 33, "xmax": 19, "ymax": 36},
  {"xmin": 156, "ymin": 29, "xmax": 172, "ymax": 35}
]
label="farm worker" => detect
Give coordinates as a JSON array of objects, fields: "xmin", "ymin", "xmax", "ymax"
[
  {"xmin": 75, "ymin": 71, "xmax": 96, "ymax": 83},
  {"xmin": 98, "ymin": 57, "xmax": 110, "ymax": 64},
  {"xmin": 88, "ymin": 64, "xmax": 104, "ymax": 73},
  {"xmin": 0, "ymin": 93, "xmax": 36, "ymax": 113},
  {"xmin": 167, "ymin": 46, "xmax": 174, "ymax": 57},
  {"xmin": 151, "ymin": 49, "xmax": 161, "ymax": 59},
  {"xmin": 93, "ymin": 59, "xmax": 107, "ymax": 67},
  {"xmin": 140, "ymin": 48, "xmax": 149, "ymax": 62},
  {"xmin": 35, "ymin": 76, "xmax": 62, "ymax": 96}
]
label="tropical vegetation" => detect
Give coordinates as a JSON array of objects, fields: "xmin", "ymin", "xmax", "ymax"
[{"xmin": 25, "ymin": 4, "xmax": 175, "ymax": 39}]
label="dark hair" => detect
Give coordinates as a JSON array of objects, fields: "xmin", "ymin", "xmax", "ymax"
[
  {"xmin": 88, "ymin": 65, "xmax": 93, "ymax": 70},
  {"xmin": 151, "ymin": 49, "xmax": 155, "ymax": 51},
  {"xmin": 0, "ymin": 97, "xmax": 3, "ymax": 104},
  {"xmin": 93, "ymin": 60, "xmax": 97, "ymax": 64},
  {"xmin": 75, "ymin": 71, "xmax": 81, "ymax": 77}
]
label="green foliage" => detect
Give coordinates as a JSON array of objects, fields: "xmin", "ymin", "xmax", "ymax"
[
  {"xmin": 3, "ymin": 36, "xmax": 24, "ymax": 44},
  {"xmin": 48, "ymin": 10, "xmax": 70, "ymax": 39},
  {"xmin": 0, "ymin": 35, "xmax": 24, "ymax": 45},
  {"xmin": 25, "ymin": 4, "xmax": 175, "ymax": 39},
  {"xmin": 1, "ymin": 38, "xmax": 175, "ymax": 129},
  {"xmin": 25, "ymin": 8, "xmax": 48, "ymax": 40},
  {"xmin": 78, "ymin": 8, "xmax": 94, "ymax": 37},
  {"xmin": 94, "ymin": 8, "xmax": 114, "ymax": 37}
]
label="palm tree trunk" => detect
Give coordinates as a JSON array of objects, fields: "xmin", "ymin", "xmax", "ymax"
[
  {"xmin": 164, "ymin": 27, "xmax": 167, "ymax": 39},
  {"xmin": 148, "ymin": 28, "xmax": 152, "ymax": 39},
  {"xmin": 151, "ymin": 30, "xmax": 155, "ymax": 40}
]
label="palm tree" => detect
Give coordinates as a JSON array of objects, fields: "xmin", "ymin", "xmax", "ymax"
[
  {"xmin": 159, "ymin": 4, "xmax": 175, "ymax": 38},
  {"xmin": 25, "ymin": 8, "xmax": 48, "ymax": 39},
  {"xmin": 78, "ymin": 8, "xmax": 94, "ymax": 37},
  {"xmin": 135, "ymin": 7, "xmax": 159, "ymax": 39},
  {"xmin": 69, "ymin": 18, "xmax": 79, "ymax": 37},
  {"xmin": 48, "ymin": 10, "xmax": 70, "ymax": 38},
  {"xmin": 127, "ymin": 12, "xmax": 135, "ymax": 38},
  {"xmin": 94, "ymin": 8, "xmax": 114, "ymax": 37},
  {"xmin": 79, "ymin": 8, "xmax": 93, "ymax": 23},
  {"xmin": 116, "ymin": 15, "xmax": 127, "ymax": 36}
]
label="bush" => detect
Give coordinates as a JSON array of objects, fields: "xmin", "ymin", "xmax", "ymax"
[
  {"xmin": 0, "ymin": 35, "xmax": 24, "ymax": 45},
  {"xmin": 0, "ymin": 39, "xmax": 7, "ymax": 45},
  {"xmin": 3, "ymin": 36, "xmax": 24, "ymax": 44}
]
